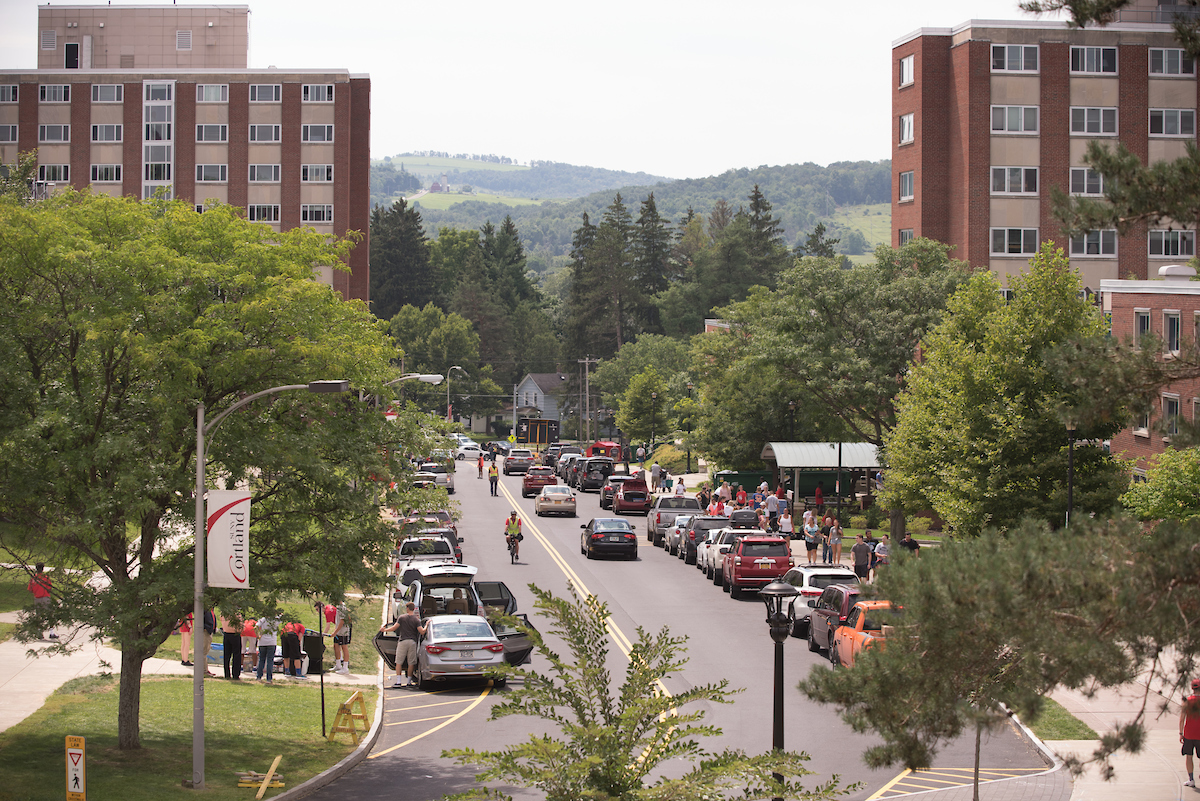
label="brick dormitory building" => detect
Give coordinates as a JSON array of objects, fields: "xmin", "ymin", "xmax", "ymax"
[{"xmin": 0, "ymin": 4, "xmax": 371, "ymax": 302}]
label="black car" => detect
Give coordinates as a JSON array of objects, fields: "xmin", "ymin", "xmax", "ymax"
[
  {"xmin": 577, "ymin": 457, "xmax": 614, "ymax": 491},
  {"xmin": 580, "ymin": 518, "xmax": 637, "ymax": 560},
  {"xmin": 681, "ymin": 516, "xmax": 732, "ymax": 565},
  {"xmin": 600, "ymin": 475, "xmax": 632, "ymax": 509}
]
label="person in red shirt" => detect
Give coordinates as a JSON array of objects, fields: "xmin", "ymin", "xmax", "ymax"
[
  {"xmin": 1181, "ymin": 679, "xmax": 1200, "ymax": 787},
  {"xmin": 27, "ymin": 563, "xmax": 56, "ymax": 640},
  {"xmin": 735, "ymin": 485, "xmax": 748, "ymax": 506},
  {"xmin": 814, "ymin": 481, "xmax": 825, "ymax": 513}
]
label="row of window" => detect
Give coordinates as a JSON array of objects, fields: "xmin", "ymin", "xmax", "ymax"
[
  {"xmin": 1, "ymin": 84, "xmax": 337, "ymax": 104},
  {"xmin": 1134, "ymin": 309, "xmax": 1199, "ymax": 357},
  {"xmin": 5, "ymin": 123, "xmax": 339, "ymax": 144},
  {"xmin": 988, "ymin": 227, "xmax": 1195, "ymax": 257},
  {"xmin": 243, "ymin": 204, "xmax": 334, "ymax": 223},
  {"xmin": 892, "ymin": 166, "xmax": 1107, "ymax": 202},
  {"xmin": 37, "ymin": 163, "xmax": 337, "ymax": 185},
  {"xmin": 992, "ymin": 45, "xmax": 1194, "ymax": 76},
  {"xmin": 990, "ymin": 105, "xmax": 1196, "ymax": 136}
]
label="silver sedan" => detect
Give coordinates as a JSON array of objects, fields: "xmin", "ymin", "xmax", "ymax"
[
  {"xmin": 415, "ymin": 615, "xmax": 508, "ymax": 689},
  {"xmin": 534, "ymin": 485, "xmax": 577, "ymax": 517}
]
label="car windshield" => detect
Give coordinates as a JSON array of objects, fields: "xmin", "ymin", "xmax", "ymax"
[
  {"xmin": 673, "ymin": 516, "xmax": 693, "ymax": 528},
  {"xmin": 527, "ymin": 468, "xmax": 553, "ymax": 477},
  {"xmin": 420, "ymin": 463, "xmax": 447, "ymax": 474},
  {"xmin": 658, "ymin": 498, "xmax": 700, "ymax": 509},
  {"xmin": 743, "ymin": 542, "xmax": 788, "ymax": 556},
  {"xmin": 400, "ymin": 540, "xmax": 451, "ymax": 556},
  {"xmin": 594, "ymin": 519, "xmax": 631, "ymax": 531},
  {"xmin": 430, "ymin": 620, "xmax": 495, "ymax": 640},
  {"xmin": 694, "ymin": 519, "xmax": 727, "ymax": 532},
  {"xmin": 810, "ymin": 573, "xmax": 859, "ymax": 589},
  {"xmin": 543, "ymin": 486, "xmax": 571, "ymax": 496}
]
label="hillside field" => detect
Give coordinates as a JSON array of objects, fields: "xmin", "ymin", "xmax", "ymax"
[
  {"xmin": 828, "ymin": 203, "xmax": 891, "ymax": 248},
  {"xmin": 380, "ymin": 155, "xmax": 529, "ymax": 174},
  {"xmin": 408, "ymin": 191, "xmax": 547, "ymax": 210}
]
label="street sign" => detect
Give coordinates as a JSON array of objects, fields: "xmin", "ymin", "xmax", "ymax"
[
  {"xmin": 507, "ymin": 434, "xmax": 516, "ymax": 443},
  {"xmin": 517, "ymin": 418, "xmax": 558, "ymax": 446},
  {"xmin": 66, "ymin": 735, "xmax": 85, "ymax": 800}
]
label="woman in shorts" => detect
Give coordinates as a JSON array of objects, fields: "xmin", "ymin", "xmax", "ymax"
[{"xmin": 804, "ymin": 517, "xmax": 821, "ymax": 564}]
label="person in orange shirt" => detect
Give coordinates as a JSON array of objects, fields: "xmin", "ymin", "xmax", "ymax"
[{"xmin": 27, "ymin": 563, "xmax": 56, "ymax": 640}]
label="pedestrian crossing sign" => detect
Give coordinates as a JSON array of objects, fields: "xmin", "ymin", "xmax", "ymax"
[{"xmin": 66, "ymin": 735, "xmax": 85, "ymax": 800}]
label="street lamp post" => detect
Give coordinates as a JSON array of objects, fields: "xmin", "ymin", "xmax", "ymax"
[
  {"xmin": 686, "ymin": 382, "xmax": 694, "ymax": 475},
  {"xmin": 788, "ymin": 400, "xmax": 796, "ymax": 440},
  {"xmin": 192, "ymin": 379, "xmax": 350, "ymax": 790},
  {"xmin": 760, "ymin": 580, "xmax": 799, "ymax": 800},
  {"xmin": 1066, "ymin": 421, "xmax": 1076, "ymax": 527},
  {"xmin": 650, "ymin": 391, "xmax": 658, "ymax": 452},
  {"xmin": 446, "ymin": 365, "xmax": 466, "ymax": 421}
]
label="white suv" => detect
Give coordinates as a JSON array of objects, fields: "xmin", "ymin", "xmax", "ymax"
[{"xmin": 779, "ymin": 564, "xmax": 860, "ymax": 637}]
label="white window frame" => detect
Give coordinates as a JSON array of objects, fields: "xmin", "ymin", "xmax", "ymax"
[
  {"xmin": 248, "ymin": 204, "xmax": 281, "ymax": 223},
  {"xmin": 38, "ymin": 164, "xmax": 69, "ymax": 182},
  {"xmin": 249, "ymin": 124, "xmax": 281, "ymax": 142},
  {"xmin": 992, "ymin": 44, "xmax": 1039, "ymax": 73},
  {"xmin": 249, "ymin": 84, "xmax": 281, "ymax": 103},
  {"xmin": 39, "ymin": 84, "xmax": 69, "ymax": 103},
  {"xmin": 1164, "ymin": 311, "xmax": 1182, "ymax": 354},
  {"xmin": 899, "ymin": 113, "xmax": 914, "ymax": 145},
  {"xmin": 302, "ymin": 84, "xmax": 334, "ymax": 102},
  {"xmin": 1070, "ymin": 106, "xmax": 1118, "ymax": 136},
  {"xmin": 899, "ymin": 228, "xmax": 914, "ymax": 246},
  {"xmin": 898, "ymin": 170, "xmax": 914, "ymax": 202},
  {"xmin": 195, "ymin": 164, "xmax": 228, "ymax": 183},
  {"xmin": 1150, "ymin": 48, "xmax": 1194, "ymax": 76},
  {"xmin": 144, "ymin": 83, "xmax": 172, "ymax": 101},
  {"xmin": 1149, "ymin": 229, "xmax": 1195, "ymax": 257},
  {"xmin": 1133, "ymin": 408, "xmax": 1151, "ymax": 436},
  {"xmin": 90, "ymin": 164, "xmax": 122, "ymax": 183},
  {"xmin": 38, "ymin": 124, "xmax": 69, "ymax": 143},
  {"xmin": 300, "ymin": 204, "xmax": 334, "ymax": 223},
  {"xmin": 248, "ymin": 164, "xmax": 281, "ymax": 182},
  {"xmin": 899, "ymin": 54, "xmax": 914, "ymax": 87},
  {"xmin": 0, "ymin": 125, "xmax": 16, "ymax": 143},
  {"xmin": 143, "ymin": 162, "xmax": 171, "ymax": 181},
  {"xmin": 991, "ymin": 166, "xmax": 1039, "ymax": 195},
  {"xmin": 196, "ymin": 84, "xmax": 228, "ymax": 103},
  {"xmin": 91, "ymin": 84, "xmax": 123, "ymax": 103},
  {"xmin": 1135, "ymin": 308, "xmax": 1151, "ymax": 348},
  {"xmin": 1150, "ymin": 108, "xmax": 1196, "ymax": 137},
  {"xmin": 195, "ymin": 125, "xmax": 228, "ymax": 143},
  {"xmin": 1070, "ymin": 167, "xmax": 1105, "ymax": 196},
  {"xmin": 0, "ymin": 85, "xmax": 15, "ymax": 103},
  {"xmin": 991, "ymin": 105, "xmax": 1039, "ymax": 134},
  {"xmin": 1163, "ymin": 394, "xmax": 1181, "ymax": 436},
  {"xmin": 990, "ymin": 227, "xmax": 1039, "ymax": 256},
  {"xmin": 1070, "ymin": 46, "xmax": 1117, "ymax": 74},
  {"xmin": 1069, "ymin": 229, "xmax": 1117, "ymax": 257},
  {"xmin": 143, "ymin": 185, "xmax": 173, "ymax": 200},
  {"xmin": 301, "ymin": 164, "xmax": 333, "ymax": 182},
  {"xmin": 301, "ymin": 124, "xmax": 334, "ymax": 143},
  {"xmin": 91, "ymin": 124, "xmax": 122, "ymax": 143}
]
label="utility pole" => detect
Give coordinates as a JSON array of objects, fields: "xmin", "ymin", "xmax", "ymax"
[{"xmin": 577, "ymin": 356, "xmax": 599, "ymax": 443}]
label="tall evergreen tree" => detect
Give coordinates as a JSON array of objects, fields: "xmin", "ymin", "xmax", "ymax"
[
  {"xmin": 565, "ymin": 212, "xmax": 600, "ymax": 359},
  {"xmin": 369, "ymin": 198, "xmax": 435, "ymax": 321},
  {"xmin": 591, "ymin": 193, "xmax": 638, "ymax": 352},
  {"xmin": 631, "ymin": 192, "xmax": 673, "ymax": 333},
  {"xmin": 707, "ymin": 198, "xmax": 733, "ymax": 238},
  {"xmin": 744, "ymin": 184, "xmax": 790, "ymax": 281}
]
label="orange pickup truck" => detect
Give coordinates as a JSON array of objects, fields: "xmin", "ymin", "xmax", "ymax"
[{"xmin": 830, "ymin": 600, "xmax": 901, "ymax": 668}]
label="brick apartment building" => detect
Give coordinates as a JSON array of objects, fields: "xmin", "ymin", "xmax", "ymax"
[
  {"xmin": 0, "ymin": 4, "xmax": 371, "ymax": 302},
  {"xmin": 1102, "ymin": 264, "xmax": 1200, "ymax": 471},
  {"xmin": 892, "ymin": 0, "xmax": 1198, "ymax": 291}
]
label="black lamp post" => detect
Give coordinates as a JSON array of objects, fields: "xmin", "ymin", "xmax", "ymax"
[
  {"xmin": 686, "ymin": 382, "xmax": 694, "ymax": 474},
  {"xmin": 760, "ymin": 580, "xmax": 798, "ymax": 799},
  {"xmin": 650, "ymin": 391, "xmax": 658, "ymax": 452},
  {"xmin": 1066, "ymin": 420, "xmax": 1076, "ymax": 527},
  {"xmin": 788, "ymin": 400, "xmax": 796, "ymax": 439}
]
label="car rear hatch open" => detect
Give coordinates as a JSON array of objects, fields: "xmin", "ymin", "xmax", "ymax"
[{"xmin": 475, "ymin": 580, "xmax": 536, "ymax": 664}]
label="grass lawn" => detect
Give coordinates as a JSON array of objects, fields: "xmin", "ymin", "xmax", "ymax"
[
  {"xmin": 0, "ymin": 621, "xmax": 14, "ymax": 644},
  {"xmin": 0, "ymin": 673, "xmax": 376, "ymax": 801},
  {"xmin": 1024, "ymin": 697, "xmax": 1098, "ymax": 741},
  {"xmin": 409, "ymin": 191, "xmax": 544, "ymax": 210},
  {"xmin": 0, "ymin": 567, "xmax": 30, "ymax": 614}
]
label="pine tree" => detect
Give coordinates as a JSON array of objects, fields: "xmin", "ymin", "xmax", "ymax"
[
  {"xmin": 631, "ymin": 192, "xmax": 673, "ymax": 333},
  {"xmin": 369, "ymin": 199, "xmax": 435, "ymax": 321}
]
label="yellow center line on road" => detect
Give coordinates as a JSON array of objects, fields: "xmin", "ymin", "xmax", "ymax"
[
  {"xmin": 384, "ymin": 697, "xmax": 482, "ymax": 713},
  {"xmin": 385, "ymin": 713, "xmax": 458, "ymax": 726},
  {"xmin": 367, "ymin": 686, "xmax": 491, "ymax": 759}
]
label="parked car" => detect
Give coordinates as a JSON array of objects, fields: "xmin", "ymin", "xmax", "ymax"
[
  {"xmin": 521, "ymin": 466, "xmax": 557, "ymax": 497},
  {"xmin": 455, "ymin": 442, "xmax": 483, "ymax": 461},
  {"xmin": 412, "ymin": 470, "xmax": 437, "ymax": 490},
  {"xmin": 780, "ymin": 565, "xmax": 860, "ymax": 637},
  {"xmin": 705, "ymin": 528, "xmax": 769, "ymax": 584},
  {"xmin": 664, "ymin": 515, "xmax": 695, "ymax": 555},
  {"xmin": 727, "ymin": 508, "xmax": 760, "ymax": 529},
  {"xmin": 534, "ymin": 485, "xmax": 577, "ymax": 517},
  {"xmin": 647, "ymin": 496, "xmax": 703, "ymax": 545},
  {"xmin": 374, "ymin": 614, "xmax": 509, "ymax": 689},
  {"xmin": 393, "ymin": 535, "xmax": 458, "ymax": 572},
  {"xmin": 807, "ymin": 583, "xmax": 862, "ymax": 654},
  {"xmin": 721, "ymin": 534, "xmax": 792, "ymax": 599},
  {"xmin": 549, "ymin": 445, "xmax": 582, "ymax": 468},
  {"xmin": 613, "ymin": 476, "xmax": 652, "ymax": 515},
  {"xmin": 417, "ymin": 461, "xmax": 455, "ymax": 494},
  {"xmin": 679, "ymin": 516, "xmax": 732, "ymax": 565},
  {"xmin": 555, "ymin": 452, "xmax": 582, "ymax": 479},
  {"xmin": 580, "ymin": 518, "xmax": 638, "ymax": 560},
  {"xmin": 831, "ymin": 600, "xmax": 901, "ymax": 668},
  {"xmin": 541, "ymin": 443, "xmax": 565, "ymax": 467},
  {"xmin": 393, "ymin": 526, "xmax": 461, "ymax": 565},
  {"xmin": 503, "ymin": 448, "xmax": 535, "ymax": 475},
  {"xmin": 695, "ymin": 526, "xmax": 734, "ymax": 575},
  {"xmin": 600, "ymin": 475, "xmax": 633, "ymax": 510},
  {"xmin": 577, "ymin": 457, "xmax": 615, "ymax": 492},
  {"xmin": 486, "ymin": 441, "xmax": 512, "ymax": 457}
]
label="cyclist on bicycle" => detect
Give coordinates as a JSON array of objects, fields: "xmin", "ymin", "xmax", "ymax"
[{"xmin": 504, "ymin": 511, "xmax": 523, "ymax": 561}]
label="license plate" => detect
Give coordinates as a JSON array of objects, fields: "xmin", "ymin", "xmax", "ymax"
[
  {"xmin": 458, "ymin": 650, "xmax": 473, "ymax": 658},
  {"xmin": 462, "ymin": 663, "xmax": 477, "ymax": 669},
  {"xmin": 606, "ymin": 536, "xmax": 623, "ymax": 542}
]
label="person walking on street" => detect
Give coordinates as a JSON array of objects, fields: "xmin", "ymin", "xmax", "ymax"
[
  {"xmin": 828, "ymin": 519, "xmax": 845, "ymax": 565},
  {"xmin": 27, "ymin": 563, "xmax": 57, "ymax": 640},
  {"xmin": 804, "ymin": 517, "xmax": 821, "ymax": 564},
  {"xmin": 873, "ymin": 534, "xmax": 891, "ymax": 580},
  {"xmin": 765, "ymin": 491, "xmax": 779, "ymax": 530},
  {"xmin": 380, "ymin": 602, "xmax": 427, "ymax": 688},
  {"xmin": 650, "ymin": 462, "xmax": 661, "ymax": 492},
  {"xmin": 220, "ymin": 611, "xmax": 243, "ymax": 680},
  {"xmin": 636, "ymin": 445, "xmax": 646, "ymax": 467},
  {"xmin": 488, "ymin": 462, "xmax": 499, "ymax": 496},
  {"xmin": 477, "ymin": 454, "xmax": 484, "ymax": 479},
  {"xmin": 851, "ymin": 534, "xmax": 872, "ymax": 580},
  {"xmin": 1181, "ymin": 679, "xmax": 1200, "ymax": 786}
]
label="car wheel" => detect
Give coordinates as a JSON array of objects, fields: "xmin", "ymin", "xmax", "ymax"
[
  {"xmin": 705, "ymin": 562, "xmax": 713, "ymax": 580},
  {"xmin": 571, "ymin": 511, "xmax": 577, "ymax": 518},
  {"xmin": 791, "ymin": 618, "xmax": 807, "ymax": 639},
  {"xmin": 646, "ymin": 530, "xmax": 653, "ymax": 543},
  {"xmin": 685, "ymin": 547, "xmax": 696, "ymax": 566},
  {"xmin": 585, "ymin": 546, "xmax": 593, "ymax": 560},
  {"xmin": 808, "ymin": 624, "xmax": 821, "ymax": 652},
  {"xmin": 730, "ymin": 581, "xmax": 742, "ymax": 599},
  {"xmin": 580, "ymin": 540, "xmax": 586, "ymax": 555},
  {"xmin": 668, "ymin": 541, "xmax": 677, "ymax": 556},
  {"xmin": 830, "ymin": 642, "xmax": 842, "ymax": 668},
  {"xmin": 417, "ymin": 668, "xmax": 430, "ymax": 690},
  {"xmin": 722, "ymin": 573, "xmax": 730, "ymax": 593},
  {"xmin": 628, "ymin": 550, "xmax": 637, "ymax": 561},
  {"xmin": 493, "ymin": 676, "xmax": 507, "ymax": 688}
]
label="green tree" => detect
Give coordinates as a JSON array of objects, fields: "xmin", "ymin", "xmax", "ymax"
[
  {"xmin": 615, "ymin": 368, "xmax": 669, "ymax": 446},
  {"xmin": 564, "ymin": 212, "xmax": 600, "ymax": 359},
  {"xmin": 631, "ymin": 192, "xmax": 673, "ymax": 333},
  {"xmin": 0, "ymin": 150, "xmax": 38, "ymax": 201},
  {"xmin": 885, "ymin": 243, "xmax": 1127, "ymax": 536},
  {"xmin": 0, "ymin": 193, "xmax": 418, "ymax": 749},
  {"xmin": 1121, "ymin": 446, "xmax": 1200, "ymax": 521},
  {"xmin": 370, "ymin": 198, "xmax": 435, "ymax": 320},
  {"xmin": 745, "ymin": 183, "xmax": 790, "ymax": 278},
  {"xmin": 591, "ymin": 335, "xmax": 691, "ymax": 411},
  {"xmin": 445, "ymin": 584, "xmax": 850, "ymax": 801},
  {"xmin": 795, "ymin": 222, "xmax": 841, "ymax": 258}
]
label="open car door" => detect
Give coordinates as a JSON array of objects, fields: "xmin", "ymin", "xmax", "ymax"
[
  {"xmin": 373, "ymin": 629, "xmax": 399, "ymax": 671},
  {"xmin": 475, "ymin": 581, "xmax": 535, "ymax": 665}
]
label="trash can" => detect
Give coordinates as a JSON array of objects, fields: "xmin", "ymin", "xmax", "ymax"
[{"xmin": 303, "ymin": 629, "xmax": 326, "ymax": 674}]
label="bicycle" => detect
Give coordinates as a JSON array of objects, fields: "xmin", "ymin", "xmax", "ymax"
[{"xmin": 506, "ymin": 533, "xmax": 521, "ymax": 563}]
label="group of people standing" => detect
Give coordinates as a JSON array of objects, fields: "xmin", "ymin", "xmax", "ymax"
[{"xmin": 799, "ymin": 510, "xmax": 845, "ymax": 565}]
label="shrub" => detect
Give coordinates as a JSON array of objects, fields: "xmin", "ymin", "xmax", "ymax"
[
  {"xmin": 908, "ymin": 516, "xmax": 932, "ymax": 535},
  {"xmin": 849, "ymin": 515, "xmax": 868, "ymax": 530},
  {"xmin": 864, "ymin": 504, "xmax": 886, "ymax": 528},
  {"xmin": 650, "ymin": 443, "xmax": 690, "ymax": 476}
]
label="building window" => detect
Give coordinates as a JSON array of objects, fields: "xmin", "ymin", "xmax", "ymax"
[
  {"xmin": 302, "ymin": 84, "xmax": 334, "ymax": 102},
  {"xmin": 248, "ymin": 164, "xmax": 280, "ymax": 182},
  {"xmin": 176, "ymin": 30, "xmax": 192, "ymax": 51},
  {"xmin": 991, "ymin": 228, "xmax": 1038, "ymax": 255},
  {"xmin": 1134, "ymin": 409, "xmax": 1150, "ymax": 436},
  {"xmin": 991, "ymin": 166, "xmax": 1038, "ymax": 194},
  {"xmin": 249, "ymin": 84, "xmax": 280, "ymax": 103},
  {"xmin": 898, "ymin": 170, "xmax": 914, "ymax": 202},
  {"xmin": 248, "ymin": 204, "xmax": 281, "ymax": 223},
  {"xmin": 0, "ymin": 125, "xmax": 16, "ymax": 142},
  {"xmin": 1070, "ymin": 168, "xmax": 1104, "ymax": 196},
  {"xmin": 1070, "ymin": 107, "xmax": 1117, "ymax": 135},
  {"xmin": 1070, "ymin": 46, "xmax": 1117, "ymax": 74},
  {"xmin": 38, "ymin": 164, "xmax": 69, "ymax": 182},
  {"xmin": 143, "ymin": 185, "xmax": 173, "ymax": 200},
  {"xmin": 91, "ymin": 84, "xmax": 122, "ymax": 102},
  {"xmin": 249, "ymin": 124, "xmax": 281, "ymax": 142},
  {"xmin": 196, "ymin": 124, "xmax": 228, "ymax": 142},
  {"xmin": 0, "ymin": 85, "xmax": 15, "ymax": 103},
  {"xmin": 993, "ymin": 44, "xmax": 1039, "ymax": 72},
  {"xmin": 90, "ymin": 164, "xmax": 122, "ymax": 182},
  {"xmin": 144, "ymin": 83, "xmax": 172, "ymax": 101},
  {"xmin": 144, "ymin": 105, "xmax": 173, "ymax": 141},
  {"xmin": 899, "ymin": 54, "xmax": 914, "ymax": 87},
  {"xmin": 301, "ymin": 124, "xmax": 334, "ymax": 143},
  {"xmin": 1150, "ymin": 48, "xmax": 1194, "ymax": 75},
  {"xmin": 1164, "ymin": 395, "xmax": 1181, "ymax": 436},
  {"xmin": 1135, "ymin": 309, "xmax": 1151, "ymax": 347},
  {"xmin": 1165, "ymin": 311, "xmax": 1182, "ymax": 354},
  {"xmin": 991, "ymin": 106, "xmax": 1038, "ymax": 134},
  {"xmin": 195, "ymin": 164, "xmax": 227, "ymax": 182},
  {"xmin": 301, "ymin": 164, "xmax": 333, "ymax": 182},
  {"xmin": 301, "ymin": 204, "xmax": 334, "ymax": 223},
  {"xmin": 1149, "ymin": 229, "xmax": 1195, "ymax": 256},
  {"xmin": 39, "ymin": 84, "xmax": 69, "ymax": 103},
  {"xmin": 1069, "ymin": 230, "xmax": 1117, "ymax": 256},
  {"xmin": 144, "ymin": 163, "xmax": 171, "ymax": 181},
  {"xmin": 196, "ymin": 84, "xmax": 228, "ymax": 103},
  {"xmin": 899, "ymin": 228, "xmax": 914, "ymax": 245},
  {"xmin": 1150, "ymin": 109, "xmax": 1196, "ymax": 136},
  {"xmin": 38, "ymin": 124, "xmax": 69, "ymax": 143},
  {"xmin": 899, "ymin": 113, "xmax": 914, "ymax": 144},
  {"xmin": 91, "ymin": 124, "xmax": 122, "ymax": 143}
]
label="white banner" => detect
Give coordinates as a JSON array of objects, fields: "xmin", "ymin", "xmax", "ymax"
[{"xmin": 206, "ymin": 490, "xmax": 252, "ymax": 589}]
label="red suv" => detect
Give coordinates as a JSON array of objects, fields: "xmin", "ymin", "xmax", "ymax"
[
  {"xmin": 521, "ymin": 466, "xmax": 557, "ymax": 497},
  {"xmin": 613, "ymin": 477, "xmax": 652, "ymax": 515},
  {"xmin": 721, "ymin": 535, "xmax": 792, "ymax": 599},
  {"xmin": 807, "ymin": 584, "xmax": 861, "ymax": 654}
]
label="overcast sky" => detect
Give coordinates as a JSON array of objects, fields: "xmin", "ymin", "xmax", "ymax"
[{"xmin": 0, "ymin": 0, "xmax": 1062, "ymax": 179}]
